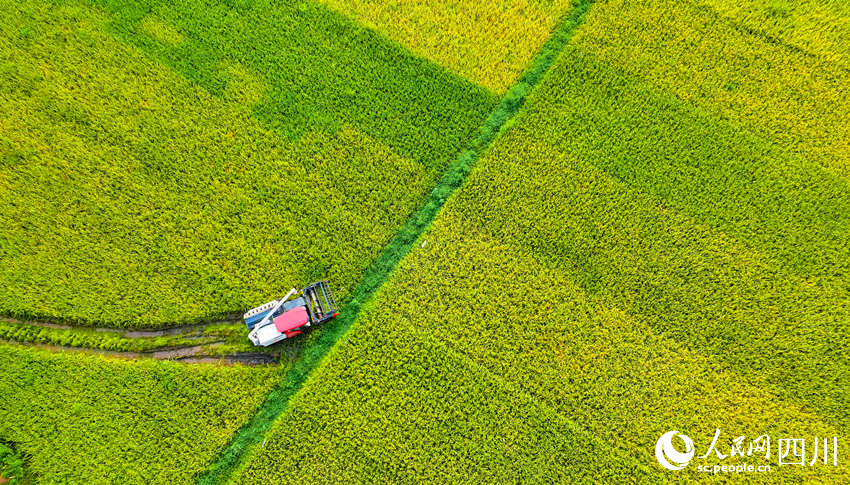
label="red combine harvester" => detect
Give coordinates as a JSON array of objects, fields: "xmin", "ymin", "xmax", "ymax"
[{"xmin": 244, "ymin": 281, "xmax": 338, "ymax": 346}]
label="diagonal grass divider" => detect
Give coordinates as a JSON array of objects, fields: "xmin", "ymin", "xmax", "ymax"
[{"xmin": 195, "ymin": 2, "xmax": 592, "ymax": 483}]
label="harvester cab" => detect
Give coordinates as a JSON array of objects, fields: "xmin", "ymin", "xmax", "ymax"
[{"xmin": 244, "ymin": 281, "xmax": 339, "ymax": 347}]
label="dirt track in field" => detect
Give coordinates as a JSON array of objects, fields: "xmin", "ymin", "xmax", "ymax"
[
  {"xmin": 1, "ymin": 339, "xmax": 279, "ymax": 366},
  {"xmin": 2, "ymin": 314, "xmax": 243, "ymax": 337},
  {"xmin": 0, "ymin": 314, "xmax": 285, "ymax": 366}
]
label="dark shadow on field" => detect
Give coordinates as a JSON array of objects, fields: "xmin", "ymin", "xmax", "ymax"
[
  {"xmin": 447, "ymin": 48, "xmax": 850, "ymax": 430},
  {"xmin": 533, "ymin": 48, "xmax": 850, "ymax": 288},
  {"xmin": 84, "ymin": 0, "xmax": 496, "ymax": 171}
]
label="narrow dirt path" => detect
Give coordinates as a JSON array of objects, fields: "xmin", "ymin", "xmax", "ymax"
[
  {"xmin": 0, "ymin": 314, "xmax": 284, "ymax": 366},
  {"xmin": 2, "ymin": 340, "xmax": 279, "ymax": 366},
  {"xmin": 1, "ymin": 314, "xmax": 242, "ymax": 338}
]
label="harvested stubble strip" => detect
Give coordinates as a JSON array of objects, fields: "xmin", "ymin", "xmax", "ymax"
[{"xmin": 0, "ymin": 318, "xmax": 234, "ymax": 353}]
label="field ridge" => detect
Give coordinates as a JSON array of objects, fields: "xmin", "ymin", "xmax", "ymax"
[{"xmin": 194, "ymin": 1, "xmax": 594, "ymax": 483}]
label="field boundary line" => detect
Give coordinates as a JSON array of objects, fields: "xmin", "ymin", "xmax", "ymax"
[{"xmin": 195, "ymin": 2, "xmax": 594, "ymax": 483}]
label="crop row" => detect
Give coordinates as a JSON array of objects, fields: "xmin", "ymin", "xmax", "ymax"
[
  {"xmin": 446, "ymin": 46, "xmax": 850, "ymax": 431},
  {"xmin": 235, "ymin": 43, "xmax": 850, "ymax": 480},
  {"xmin": 317, "ymin": 0, "xmax": 573, "ymax": 94},
  {"xmin": 514, "ymin": 47, "xmax": 850, "ymax": 307},
  {"xmin": 331, "ymin": 224, "xmax": 846, "ymax": 481},
  {"xmin": 0, "ymin": 342, "xmax": 279, "ymax": 484},
  {"xmin": 0, "ymin": 0, "xmax": 495, "ymax": 327},
  {"xmin": 233, "ymin": 318, "xmax": 653, "ymax": 483},
  {"xmin": 693, "ymin": 0, "xmax": 850, "ymax": 68},
  {"xmin": 571, "ymin": 0, "xmax": 850, "ymax": 178}
]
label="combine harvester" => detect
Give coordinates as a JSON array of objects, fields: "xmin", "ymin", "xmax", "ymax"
[{"xmin": 244, "ymin": 281, "xmax": 339, "ymax": 346}]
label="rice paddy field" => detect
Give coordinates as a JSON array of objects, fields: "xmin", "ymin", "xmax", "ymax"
[{"xmin": 1, "ymin": 0, "xmax": 847, "ymax": 483}]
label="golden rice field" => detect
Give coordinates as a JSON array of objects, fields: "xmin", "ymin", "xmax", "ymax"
[{"xmin": 1, "ymin": 0, "xmax": 847, "ymax": 483}]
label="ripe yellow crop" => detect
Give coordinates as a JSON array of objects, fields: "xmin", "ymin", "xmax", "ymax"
[
  {"xmin": 234, "ymin": 317, "xmax": 652, "ymax": 483},
  {"xmin": 571, "ymin": 0, "xmax": 850, "ymax": 178},
  {"xmin": 234, "ymin": 39, "xmax": 850, "ymax": 483},
  {"xmin": 0, "ymin": 0, "xmax": 494, "ymax": 327},
  {"xmin": 695, "ymin": 0, "xmax": 850, "ymax": 69},
  {"xmin": 0, "ymin": 342, "xmax": 278, "ymax": 484},
  {"xmin": 317, "ymin": 0, "xmax": 573, "ymax": 94}
]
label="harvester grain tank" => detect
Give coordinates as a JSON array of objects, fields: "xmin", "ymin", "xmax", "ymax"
[{"xmin": 244, "ymin": 281, "xmax": 338, "ymax": 346}]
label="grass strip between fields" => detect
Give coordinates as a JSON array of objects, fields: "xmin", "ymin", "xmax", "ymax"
[{"xmin": 194, "ymin": 2, "xmax": 593, "ymax": 483}]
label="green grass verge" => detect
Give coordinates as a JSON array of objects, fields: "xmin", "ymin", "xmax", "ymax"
[
  {"xmin": 194, "ymin": 2, "xmax": 594, "ymax": 483},
  {"xmin": 0, "ymin": 0, "xmax": 494, "ymax": 327},
  {"xmin": 0, "ymin": 342, "xmax": 280, "ymax": 484},
  {"xmin": 0, "ymin": 441, "xmax": 33, "ymax": 485}
]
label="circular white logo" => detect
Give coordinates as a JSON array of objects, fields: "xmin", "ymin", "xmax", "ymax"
[{"xmin": 655, "ymin": 431, "xmax": 695, "ymax": 471}]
